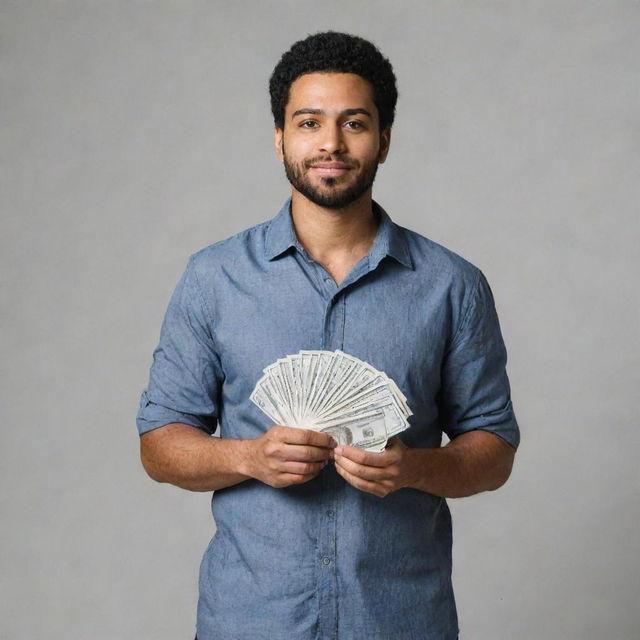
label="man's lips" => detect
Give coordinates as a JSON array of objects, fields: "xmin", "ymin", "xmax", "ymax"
[{"xmin": 309, "ymin": 162, "xmax": 354, "ymax": 177}]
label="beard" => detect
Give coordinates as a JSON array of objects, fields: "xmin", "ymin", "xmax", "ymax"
[{"xmin": 283, "ymin": 146, "xmax": 380, "ymax": 209}]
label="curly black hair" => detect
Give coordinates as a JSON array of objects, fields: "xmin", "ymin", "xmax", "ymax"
[{"xmin": 269, "ymin": 31, "xmax": 398, "ymax": 131}]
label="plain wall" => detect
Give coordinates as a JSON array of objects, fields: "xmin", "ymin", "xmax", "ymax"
[{"xmin": 2, "ymin": 1, "xmax": 638, "ymax": 638}]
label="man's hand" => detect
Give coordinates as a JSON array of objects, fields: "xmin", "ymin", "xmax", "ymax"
[
  {"xmin": 243, "ymin": 425, "xmax": 336, "ymax": 489},
  {"xmin": 333, "ymin": 437, "xmax": 409, "ymax": 498},
  {"xmin": 334, "ymin": 430, "xmax": 516, "ymax": 499}
]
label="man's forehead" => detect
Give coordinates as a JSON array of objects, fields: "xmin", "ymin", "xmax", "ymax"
[{"xmin": 285, "ymin": 72, "xmax": 376, "ymax": 113}]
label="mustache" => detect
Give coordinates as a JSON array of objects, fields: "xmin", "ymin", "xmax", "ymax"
[{"xmin": 303, "ymin": 156, "xmax": 359, "ymax": 170}]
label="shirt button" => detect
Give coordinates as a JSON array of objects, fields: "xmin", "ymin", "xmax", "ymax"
[
  {"xmin": 322, "ymin": 556, "xmax": 331, "ymax": 565},
  {"xmin": 327, "ymin": 509, "xmax": 335, "ymax": 518}
]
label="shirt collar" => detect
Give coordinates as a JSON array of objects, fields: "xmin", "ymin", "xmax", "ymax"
[
  {"xmin": 265, "ymin": 197, "xmax": 413, "ymax": 270},
  {"xmin": 264, "ymin": 199, "xmax": 300, "ymax": 260},
  {"xmin": 368, "ymin": 200, "xmax": 413, "ymax": 270}
]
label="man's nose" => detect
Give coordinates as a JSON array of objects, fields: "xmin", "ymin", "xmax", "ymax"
[{"xmin": 319, "ymin": 123, "xmax": 346, "ymax": 155}]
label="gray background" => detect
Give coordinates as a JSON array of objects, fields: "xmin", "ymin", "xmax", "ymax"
[{"xmin": 2, "ymin": 1, "xmax": 638, "ymax": 638}]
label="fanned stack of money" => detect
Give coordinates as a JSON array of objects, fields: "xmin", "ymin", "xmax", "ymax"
[{"xmin": 250, "ymin": 350, "xmax": 412, "ymax": 452}]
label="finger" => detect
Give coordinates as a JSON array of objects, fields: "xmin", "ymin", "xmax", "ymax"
[
  {"xmin": 334, "ymin": 462, "xmax": 391, "ymax": 497},
  {"xmin": 334, "ymin": 444, "xmax": 393, "ymax": 468},
  {"xmin": 278, "ymin": 459, "xmax": 328, "ymax": 475},
  {"xmin": 274, "ymin": 472, "xmax": 318, "ymax": 488},
  {"xmin": 278, "ymin": 444, "xmax": 333, "ymax": 462},
  {"xmin": 273, "ymin": 426, "xmax": 336, "ymax": 449},
  {"xmin": 334, "ymin": 455, "xmax": 390, "ymax": 482}
]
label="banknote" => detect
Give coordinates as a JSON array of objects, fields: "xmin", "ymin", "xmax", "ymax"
[{"xmin": 250, "ymin": 350, "xmax": 412, "ymax": 451}]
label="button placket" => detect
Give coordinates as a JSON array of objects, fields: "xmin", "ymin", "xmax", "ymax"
[{"xmin": 316, "ymin": 468, "xmax": 339, "ymax": 639}]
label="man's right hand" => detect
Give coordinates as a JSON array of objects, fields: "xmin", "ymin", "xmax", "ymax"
[{"xmin": 243, "ymin": 425, "xmax": 336, "ymax": 488}]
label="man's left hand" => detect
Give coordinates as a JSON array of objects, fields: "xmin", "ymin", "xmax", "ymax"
[{"xmin": 333, "ymin": 437, "xmax": 410, "ymax": 498}]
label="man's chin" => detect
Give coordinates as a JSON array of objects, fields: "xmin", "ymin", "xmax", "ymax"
[{"xmin": 293, "ymin": 185, "xmax": 349, "ymax": 208}]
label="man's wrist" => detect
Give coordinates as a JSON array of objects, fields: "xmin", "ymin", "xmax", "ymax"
[
  {"xmin": 234, "ymin": 438, "xmax": 256, "ymax": 480},
  {"xmin": 401, "ymin": 446, "xmax": 436, "ymax": 492}
]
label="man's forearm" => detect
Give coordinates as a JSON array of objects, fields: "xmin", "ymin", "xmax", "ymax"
[
  {"xmin": 140, "ymin": 422, "xmax": 336, "ymax": 492},
  {"xmin": 140, "ymin": 423, "xmax": 252, "ymax": 492},
  {"xmin": 403, "ymin": 430, "xmax": 516, "ymax": 498}
]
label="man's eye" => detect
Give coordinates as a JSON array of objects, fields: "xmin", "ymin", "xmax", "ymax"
[
  {"xmin": 344, "ymin": 121, "xmax": 363, "ymax": 130},
  {"xmin": 300, "ymin": 120, "xmax": 318, "ymax": 128}
]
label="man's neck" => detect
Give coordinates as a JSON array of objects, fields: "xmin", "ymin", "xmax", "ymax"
[{"xmin": 289, "ymin": 190, "xmax": 379, "ymax": 284}]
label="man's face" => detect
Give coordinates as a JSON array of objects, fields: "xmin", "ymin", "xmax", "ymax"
[{"xmin": 275, "ymin": 72, "xmax": 391, "ymax": 209}]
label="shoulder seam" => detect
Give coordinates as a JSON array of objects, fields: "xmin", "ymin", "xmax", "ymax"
[
  {"xmin": 449, "ymin": 267, "xmax": 482, "ymax": 349},
  {"xmin": 187, "ymin": 255, "xmax": 221, "ymax": 352},
  {"xmin": 191, "ymin": 219, "xmax": 270, "ymax": 258}
]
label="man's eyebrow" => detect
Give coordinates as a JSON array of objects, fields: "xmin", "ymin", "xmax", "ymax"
[
  {"xmin": 290, "ymin": 108, "xmax": 373, "ymax": 119},
  {"xmin": 343, "ymin": 108, "xmax": 372, "ymax": 118}
]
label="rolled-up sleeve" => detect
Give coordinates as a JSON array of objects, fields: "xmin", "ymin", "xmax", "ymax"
[
  {"xmin": 440, "ymin": 270, "xmax": 520, "ymax": 449},
  {"xmin": 136, "ymin": 256, "xmax": 223, "ymax": 436}
]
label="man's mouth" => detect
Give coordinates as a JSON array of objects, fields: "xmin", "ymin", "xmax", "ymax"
[{"xmin": 308, "ymin": 161, "xmax": 354, "ymax": 178}]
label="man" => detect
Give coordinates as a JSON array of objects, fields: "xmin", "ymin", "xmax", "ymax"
[{"xmin": 137, "ymin": 31, "xmax": 519, "ymax": 640}]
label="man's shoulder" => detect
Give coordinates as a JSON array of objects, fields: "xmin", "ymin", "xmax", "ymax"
[
  {"xmin": 188, "ymin": 217, "xmax": 273, "ymax": 272},
  {"xmin": 399, "ymin": 223, "xmax": 481, "ymax": 286}
]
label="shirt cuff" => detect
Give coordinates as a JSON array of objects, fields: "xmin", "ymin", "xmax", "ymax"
[
  {"xmin": 447, "ymin": 400, "xmax": 520, "ymax": 449},
  {"xmin": 136, "ymin": 391, "xmax": 217, "ymax": 435}
]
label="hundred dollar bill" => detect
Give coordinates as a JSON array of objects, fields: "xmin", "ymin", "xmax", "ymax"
[{"xmin": 319, "ymin": 411, "xmax": 388, "ymax": 452}]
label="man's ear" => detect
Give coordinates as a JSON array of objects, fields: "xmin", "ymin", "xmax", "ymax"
[
  {"xmin": 378, "ymin": 127, "xmax": 392, "ymax": 164},
  {"xmin": 274, "ymin": 127, "xmax": 284, "ymax": 162}
]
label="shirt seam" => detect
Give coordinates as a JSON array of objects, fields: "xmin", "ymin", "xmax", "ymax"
[
  {"xmin": 449, "ymin": 268, "xmax": 482, "ymax": 350},
  {"xmin": 188, "ymin": 255, "xmax": 222, "ymax": 355}
]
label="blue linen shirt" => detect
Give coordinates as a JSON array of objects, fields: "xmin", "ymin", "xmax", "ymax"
[{"xmin": 137, "ymin": 199, "xmax": 519, "ymax": 640}]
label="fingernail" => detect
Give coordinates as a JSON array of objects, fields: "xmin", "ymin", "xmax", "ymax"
[{"xmin": 329, "ymin": 437, "xmax": 338, "ymax": 448}]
